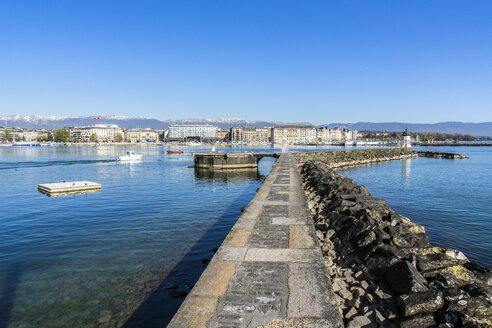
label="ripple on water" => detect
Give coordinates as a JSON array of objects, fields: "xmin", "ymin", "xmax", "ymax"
[
  {"xmin": 342, "ymin": 146, "xmax": 492, "ymax": 268},
  {"xmin": 0, "ymin": 146, "xmax": 277, "ymax": 327}
]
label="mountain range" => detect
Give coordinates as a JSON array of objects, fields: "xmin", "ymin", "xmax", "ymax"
[{"xmin": 1, "ymin": 115, "xmax": 491, "ymax": 137}]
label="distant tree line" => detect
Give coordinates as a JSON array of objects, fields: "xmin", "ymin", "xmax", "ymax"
[
  {"xmin": 359, "ymin": 131, "xmax": 477, "ymax": 142},
  {"xmin": 416, "ymin": 132, "xmax": 476, "ymax": 142}
]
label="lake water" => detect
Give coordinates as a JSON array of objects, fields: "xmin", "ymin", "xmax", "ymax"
[
  {"xmin": 0, "ymin": 145, "xmax": 490, "ymax": 328},
  {"xmin": 341, "ymin": 146, "xmax": 492, "ymax": 268},
  {"xmin": 0, "ymin": 145, "xmax": 281, "ymax": 328}
]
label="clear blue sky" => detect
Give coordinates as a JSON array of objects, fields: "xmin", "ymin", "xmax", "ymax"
[{"xmin": 1, "ymin": 1, "xmax": 491, "ymax": 124}]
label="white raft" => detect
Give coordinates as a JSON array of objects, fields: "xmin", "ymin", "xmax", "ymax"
[{"xmin": 38, "ymin": 181, "xmax": 101, "ymax": 197}]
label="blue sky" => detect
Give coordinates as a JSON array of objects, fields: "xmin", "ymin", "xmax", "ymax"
[{"xmin": 0, "ymin": 1, "xmax": 491, "ymax": 124}]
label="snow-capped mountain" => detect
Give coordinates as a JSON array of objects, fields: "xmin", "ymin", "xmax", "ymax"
[
  {"xmin": 1, "ymin": 115, "xmax": 491, "ymax": 136},
  {"xmin": 0, "ymin": 115, "xmax": 293, "ymax": 130}
]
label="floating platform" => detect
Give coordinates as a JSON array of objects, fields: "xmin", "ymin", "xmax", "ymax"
[{"xmin": 38, "ymin": 181, "xmax": 101, "ymax": 197}]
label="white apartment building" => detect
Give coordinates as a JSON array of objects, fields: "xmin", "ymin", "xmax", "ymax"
[
  {"xmin": 125, "ymin": 128, "xmax": 159, "ymax": 143},
  {"xmin": 317, "ymin": 127, "xmax": 357, "ymax": 142},
  {"xmin": 347, "ymin": 130, "xmax": 358, "ymax": 141},
  {"xmin": 167, "ymin": 124, "xmax": 218, "ymax": 140},
  {"xmin": 70, "ymin": 124, "xmax": 124, "ymax": 142},
  {"xmin": 317, "ymin": 127, "xmax": 343, "ymax": 142},
  {"xmin": 272, "ymin": 126, "xmax": 317, "ymax": 144},
  {"xmin": 21, "ymin": 130, "xmax": 44, "ymax": 141}
]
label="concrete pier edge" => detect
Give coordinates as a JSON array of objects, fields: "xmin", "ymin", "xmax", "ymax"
[
  {"xmin": 168, "ymin": 153, "xmax": 343, "ymax": 328},
  {"xmin": 168, "ymin": 148, "xmax": 483, "ymax": 327}
]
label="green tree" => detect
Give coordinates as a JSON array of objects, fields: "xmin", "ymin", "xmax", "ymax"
[
  {"xmin": 54, "ymin": 129, "xmax": 71, "ymax": 142},
  {"xmin": 115, "ymin": 133, "xmax": 123, "ymax": 142},
  {"xmin": 45, "ymin": 132, "xmax": 53, "ymax": 141},
  {"xmin": 89, "ymin": 133, "xmax": 98, "ymax": 142},
  {"xmin": 2, "ymin": 128, "xmax": 13, "ymax": 142},
  {"xmin": 37, "ymin": 133, "xmax": 50, "ymax": 142}
]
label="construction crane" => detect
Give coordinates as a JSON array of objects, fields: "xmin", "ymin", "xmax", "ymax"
[{"xmin": 94, "ymin": 116, "xmax": 112, "ymax": 125}]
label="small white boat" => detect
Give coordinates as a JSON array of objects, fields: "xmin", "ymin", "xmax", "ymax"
[{"xmin": 117, "ymin": 151, "xmax": 143, "ymax": 162}]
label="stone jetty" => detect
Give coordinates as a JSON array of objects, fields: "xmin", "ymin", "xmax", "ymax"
[
  {"xmin": 293, "ymin": 148, "xmax": 469, "ymax": 170},
  {"xmin": 298, "ymin": 159, "xmax": 491, "ymax": 327},
  {"xmin": 169, "ymin": 148, "xmax": 490, "ymax": 327},
  {"xmin": 168, "ymin": 153, "xmax": 343, "ymax": 327},
  {"xmin": 294, "ymin": 148, "xmax": 417, "ymax": 169}
]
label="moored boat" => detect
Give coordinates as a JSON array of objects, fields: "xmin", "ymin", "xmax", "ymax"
[
  {"xmin": 117, "ymin": 151, "xmax": 143, "ymax": 161},
  {"xmin": 12, "ymin": 142, "xmax": 41, "ymax": 147},
  {"xmin": 167, "ymin": 150, "xmax": 183, "ymax": 154}
]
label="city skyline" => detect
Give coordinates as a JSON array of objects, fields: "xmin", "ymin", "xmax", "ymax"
[{"xmin": 1, "ymin": 1, "xmax": 491, "ymax": 123}]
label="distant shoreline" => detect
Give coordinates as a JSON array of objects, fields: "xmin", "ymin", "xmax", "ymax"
[{"xmin": 2, "ymin": 142, "xmax": 492, "ymax": 147}]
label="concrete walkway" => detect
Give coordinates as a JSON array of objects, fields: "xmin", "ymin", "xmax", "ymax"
[{"xmin": 168, "ymin": 154, "xmax": 343, "ymax": 328}]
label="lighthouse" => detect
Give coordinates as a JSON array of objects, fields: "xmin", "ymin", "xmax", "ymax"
[{"xmin": 402, "ymin": 129, "xmax": 412, "ymax": 149}]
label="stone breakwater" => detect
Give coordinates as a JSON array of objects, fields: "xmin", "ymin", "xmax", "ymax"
[
  {"xmin": 293, "ymin": 148, "xmax": 468, "ymax": 169},
  {"xmin": 294, "ymin": 149, "xmax": 417, "ymax": 169},
  {"xmin": 416, "ymin": 151, "xmax": 468, "ymax": 159},
  {"xmin": 300, "ymin": 161, "xmax": 492, "ymax": 327}
]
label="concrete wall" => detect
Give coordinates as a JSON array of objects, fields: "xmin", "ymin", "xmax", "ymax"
[{"xmin": 194, "ymin": 153, "xmax": 259, "ymax": 170}]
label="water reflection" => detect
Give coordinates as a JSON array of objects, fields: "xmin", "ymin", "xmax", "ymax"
[
  {"xmin": 401, "ymin": 158, "xmax": 411, "ymax": 185},
  {"xmin": 116, "ymin": 160, "xmax": 143, "ymax": 177},
  {"xmin": 38, "ymin": 189, "xmax": 102, "ymax": 198},
  {"xmin": 194, "ymin": 168, "xmax": 260, "ymax": 181}
]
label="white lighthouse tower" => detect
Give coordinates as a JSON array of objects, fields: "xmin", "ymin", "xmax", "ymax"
[{"xmin": 402, "ymin": 129, "xmax": 412, "ymax": 149}]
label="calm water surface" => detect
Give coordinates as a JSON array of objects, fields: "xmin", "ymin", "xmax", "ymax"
[
  {"xmin": 0, "ymin": 145, "xmax": 490, "ymax": 328},
  {"xmin": 341, "ymin": 146, "xmax": 492, "ymax": 268},
  {"xmin": 0, "ymin": 145, "xmax": 283, "ymax": 328}
]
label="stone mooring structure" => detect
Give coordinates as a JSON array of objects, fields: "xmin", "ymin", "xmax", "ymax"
[{"xmin": 193, "ymin": 152, "xmax": 280, "ymax": 170}]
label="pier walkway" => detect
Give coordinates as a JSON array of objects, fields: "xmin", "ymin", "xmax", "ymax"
[{"xmin": 168, "ymin": 153, "xmax": 342, "ymax": 328}]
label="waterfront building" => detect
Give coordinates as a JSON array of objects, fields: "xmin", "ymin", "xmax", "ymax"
[
  {"xmin": 21, "ymin": 129, "xmax": 45, "ymax": 141},
  {"xmin": 243, "ymin": 127, "xmax": 270, "ymax": 144},
  {"xmin": 273, "ymin": 125, "xmax": 317, "ymax": 144},
  {"xmin": 125, "ymin": 128, "xmax": 159, "ymax": 143},
  {"xmin": 158, "ymin": 130, "xmax": 167, "ymax": 142},
  {"xmin": 167, "ymin": 124, "xmax": 218, "ymax": 141},
  {"xmin": 317, "ymin": 127, "xmax": 342, "ymax": 142},
  {"xmin": 217, "ymin": 129, "xmax": 230, "ymax": 141},
  {"xmin": 0, "ymin": 127, "xmax": 47, "ymax": 142},
  {"xmin": 70, "ymin": 124, "xmax": 124, "ymax": 142},
  {"xmin": 317, "ymin": 127, "xmax": 357, "ymax": 142},
  {"xmin": 350, "ymin": 130, "xmax": 358, "ymax": 141},
  {"xmin": 230, "ymin": 127, "xmax": 243, "ymax": 143},
  {"xmin": 230, "ymin": 127, "xmax": 271, "ymax": 144}
]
